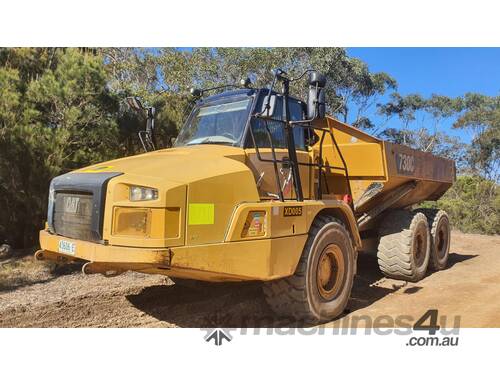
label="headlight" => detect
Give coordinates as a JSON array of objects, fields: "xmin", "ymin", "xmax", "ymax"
[
  {"xmin": 113, "ymin": 207, "xmax": 150, "ymax": 236},
  {"xmin": 129, "ymin": 186, "xmax": 158, "ymax": 201}
]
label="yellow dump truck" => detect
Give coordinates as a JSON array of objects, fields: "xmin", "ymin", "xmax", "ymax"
[{"xmin": 36, "ymin": 70, "xmax": 455, "ymax": 323}]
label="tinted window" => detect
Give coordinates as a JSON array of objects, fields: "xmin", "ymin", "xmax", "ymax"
[
  {"xmin": 250, "ymin": 95, "xmax": 306, "ymax": 150},
  {"xmin": 175, "ymin": 97, "xmax": 252, "ymax": 147}
]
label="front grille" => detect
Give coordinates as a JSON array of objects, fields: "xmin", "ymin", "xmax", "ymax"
[
  {"xmin": 53, "ymin": 192, "xmax": 94, "ymax": 241},
  {"xmin": 48, "ymin": 171, "xmax": 122, "ymax": 243}
]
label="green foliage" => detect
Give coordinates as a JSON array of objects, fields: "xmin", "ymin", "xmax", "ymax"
[
  {"xmin": 453, "ymin": 93, "xmax": 500, "ymax": 179},
  {"xmin": 154, "ymin": 47, "xmax": 397, "ymax": 125},
  {"xmin": 0, "ymin": 48, "xmax": 120, "ymax": 247},
  {"xmin": 420, "ymin": 176, "xmax": 499, "ymax": 235},
  {"xmin": 377, "ymin": 92, "xmax": 499, "ymax": 176}
]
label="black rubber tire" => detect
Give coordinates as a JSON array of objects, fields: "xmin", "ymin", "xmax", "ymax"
[
  {"xmin": 416, "ymin": 209, "xmax": 451, "ymax": 270},
  {"xmin": 377, "ymin": 209, "xmax": 430, "ymax": 282},
  {"xmin": 262, "ymin": 216, "xmax": 356, "ymax": 324}
]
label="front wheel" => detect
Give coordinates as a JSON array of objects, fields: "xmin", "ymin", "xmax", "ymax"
[{"xmin": 263, "ymin": 216, "xmax": 356, "ymax": 324}]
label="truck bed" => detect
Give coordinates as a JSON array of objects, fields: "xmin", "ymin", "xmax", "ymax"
[{"xmin": 313, "ymin": 117, "xmax": 456, "ymax": 216}]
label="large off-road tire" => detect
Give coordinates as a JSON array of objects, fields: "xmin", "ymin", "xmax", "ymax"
[
  {"xmin": 262, "ymin": 216, "xmax": 356, "ymax": 324},
  {"xmin": 377, "ymin": 209, "xmax": 430, "ymax": 282},
  {"xmin": 416, "ymin": 208, "xmax": 451, "ymax": 270}
]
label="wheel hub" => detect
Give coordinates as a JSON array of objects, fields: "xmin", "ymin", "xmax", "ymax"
[
  {"xmin": 316, "ymin": 244, "xmax": 345, "ymax": 300},
  {"xmin": 436, "ymin": 227, "xmax": 448, "ymax": 258},
  {"xmin": 413, "ymin": 225, "xmax": 428, "ymax": 268}
]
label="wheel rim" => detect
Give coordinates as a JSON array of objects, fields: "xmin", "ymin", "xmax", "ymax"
[
  {"xmin": 316, "ymin": 244, "xmax": 345, "ymax": 300},
  {"xmin": 436, "ymin": 220, "xmax": 449, "ymax": 259},
  {"xmin": 414, "ymin": 228, "xmax": 427, "ymax": 268}
]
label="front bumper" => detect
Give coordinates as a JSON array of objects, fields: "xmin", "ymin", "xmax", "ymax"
[{"xmin": 38, "ymin": 230, "xmax": 306, "ymax": 281}]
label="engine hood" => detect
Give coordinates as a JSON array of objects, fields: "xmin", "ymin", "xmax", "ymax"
[{"xmin": 72, "ymin": 145, "xmax": 249, "ymax": 185}]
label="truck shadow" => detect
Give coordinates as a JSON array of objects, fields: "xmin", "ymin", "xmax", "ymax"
[{"xmin": 126, "ymin": 251, "xmax": 477, "ymax": 328}]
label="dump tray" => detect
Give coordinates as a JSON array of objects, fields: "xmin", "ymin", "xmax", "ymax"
[{"xmin": 313, "ymin": 117, "xmax": 456, "ymax": 216}]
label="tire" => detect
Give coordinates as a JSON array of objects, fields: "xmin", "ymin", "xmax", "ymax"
[
  {"xmin": 416, "ymin": 209, "xmax": 450, "ymax": 270},
  {"xmin": 262, "ymin": 216, "xmax": 356, "ymax": 324},
  {"xmin": 377, "ymin": 209, "xmax": 430, "ymax": 282}
]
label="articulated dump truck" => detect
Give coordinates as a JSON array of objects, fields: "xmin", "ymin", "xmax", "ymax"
[{"xmin": 36, "ymin": 70, "xmax": 455, "ymax": 323}]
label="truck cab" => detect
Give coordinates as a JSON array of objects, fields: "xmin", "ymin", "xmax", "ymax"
[{"xmin": 176, "ymin": 88, "xmax": 314, "ymax": 200}]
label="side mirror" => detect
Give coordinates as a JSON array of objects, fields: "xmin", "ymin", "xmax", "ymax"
[
  {"xmin": 240, "ymin": 77, "xmax": 252, "ymax": 88},
  {"xmin": 261, "ymin": 94, "xmax": 277, "ymax": 117},
  {"xmin": 189, "ymin": 87, "xmax": 202, "ymax": 98},
  {"xmin": 125, "ymin": 96, "xmax": 156, "ymax": 152},
  {"xmin": 306, "ymin": 71, "xmax": 326, "ymax": 120}
]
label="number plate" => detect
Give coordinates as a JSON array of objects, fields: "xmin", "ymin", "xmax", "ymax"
[
  {"xmin": 283, "ymin": 206, "xmax": 303, "ymax": 217},
  {"xmin": 58, "ymin": 240, "xmax": 76, "ymax": 255}
]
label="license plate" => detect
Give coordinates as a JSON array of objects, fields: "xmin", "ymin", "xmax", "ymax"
[
  {"xmin": 64, "ymin": 196, "xmax": 80, "ymax": 213},
  {"xmin": 58, "ymin": 240, "xmax": 76, "ymax": 255}
]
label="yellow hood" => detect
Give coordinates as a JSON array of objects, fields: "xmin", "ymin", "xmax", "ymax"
[{"xmin": 74, "ymin": 145, "xmax": 249, "ymax": 184}]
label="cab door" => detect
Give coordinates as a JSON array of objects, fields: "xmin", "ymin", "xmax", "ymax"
[{"xmin": 245, "ymin": 96, "xmax": 312, "ymax": 200}]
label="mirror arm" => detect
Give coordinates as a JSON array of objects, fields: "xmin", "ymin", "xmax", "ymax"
[
  {"xmin": 146, "ymin": 107, "xmax": 156, "ymax": 150},
  {"xmin": 255, "ymin": 73, "xmax": 279, "ymax": 117}
]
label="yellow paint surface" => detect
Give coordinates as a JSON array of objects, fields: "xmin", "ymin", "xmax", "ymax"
[{"xmin": 188, "ymin": 203, "xmax": 215, "ymax": 225}]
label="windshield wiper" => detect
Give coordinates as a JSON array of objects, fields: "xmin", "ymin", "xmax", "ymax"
[
  {"xmin": 187, "ymin": 136, "xmax": 236, "ymax": 146},
  {"xmin": 197, "ymin": 140, "xmax": 235, "ymax": 145}
]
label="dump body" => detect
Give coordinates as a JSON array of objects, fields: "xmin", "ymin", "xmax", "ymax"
[{"xmin": 313, "ymin": 117, "xmax": 455, "ymax": 223}]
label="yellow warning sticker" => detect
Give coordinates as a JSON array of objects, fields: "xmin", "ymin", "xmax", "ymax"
[
  {"xmin": 80, "ymin": 166, "xmax": 115, "ymax": 173},
  {"xmin": 188, "ymin": 203, "xmax": 215, "ymax": 225}
]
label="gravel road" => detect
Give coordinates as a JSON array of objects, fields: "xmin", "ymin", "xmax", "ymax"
[{"xmin": 1, "ymin": 232, "xmax": 499, "ymax": 328}]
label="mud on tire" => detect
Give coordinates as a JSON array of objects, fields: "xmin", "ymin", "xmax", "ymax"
[
  {"xmin": 377, "ymin": 209, "xmax": 430, "ymax": 282},
  {"xmin": 262, "ymin": 215, "xmax": 356, "ymax": 324}
]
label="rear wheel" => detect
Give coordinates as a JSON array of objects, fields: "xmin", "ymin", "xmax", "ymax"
[
  {"xmin": 417, "ymin": 209, "xmax": 450, "ymax": 270},
  {"xmin": 262, "ymin": 216, "xmax": 355, "ymax": 324},
  {"xmin": 377, "ymin": 210, "xmax": 430, "ymax": 282}
]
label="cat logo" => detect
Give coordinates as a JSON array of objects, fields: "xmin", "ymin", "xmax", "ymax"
[
  {"xmin": 283, "ymin": 206, "xmax": 303, "ymax": 217},
  {"xmin": 64, "ymin": 196, "xmax": 80, "ymax": 214}
]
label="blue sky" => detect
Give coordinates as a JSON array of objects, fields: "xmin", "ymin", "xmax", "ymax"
[
  {"xmin": 346, "ymin": 48, "xmax": 500, "ymax": 142},
  {"xmin": 165, "ymin": 48, "xmax": 499, "ymax": 142}
]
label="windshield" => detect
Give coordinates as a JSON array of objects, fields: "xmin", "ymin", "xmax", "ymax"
[{"xmin": 175, "ymin": 97, "xmax": 253, "ymax": 147}]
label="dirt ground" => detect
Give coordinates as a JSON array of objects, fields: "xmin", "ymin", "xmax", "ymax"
[{"xmin": 0, "ymin": 231, "xmax": 499, "ymax": 328}]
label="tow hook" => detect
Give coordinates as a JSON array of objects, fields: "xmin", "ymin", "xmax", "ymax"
[{"xmin": 35, "ymin": 249, "xmax": 70, "ymax": 264}]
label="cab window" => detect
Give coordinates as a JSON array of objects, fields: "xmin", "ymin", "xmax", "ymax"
[{"xmin": 249, "ymin": 95, "xmax": 307, "ymax": 150}]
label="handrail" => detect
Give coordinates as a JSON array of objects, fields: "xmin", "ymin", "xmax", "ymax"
[{"xmin": 249, "ymin": 113, "xmax": 353, "ymax": 208}]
